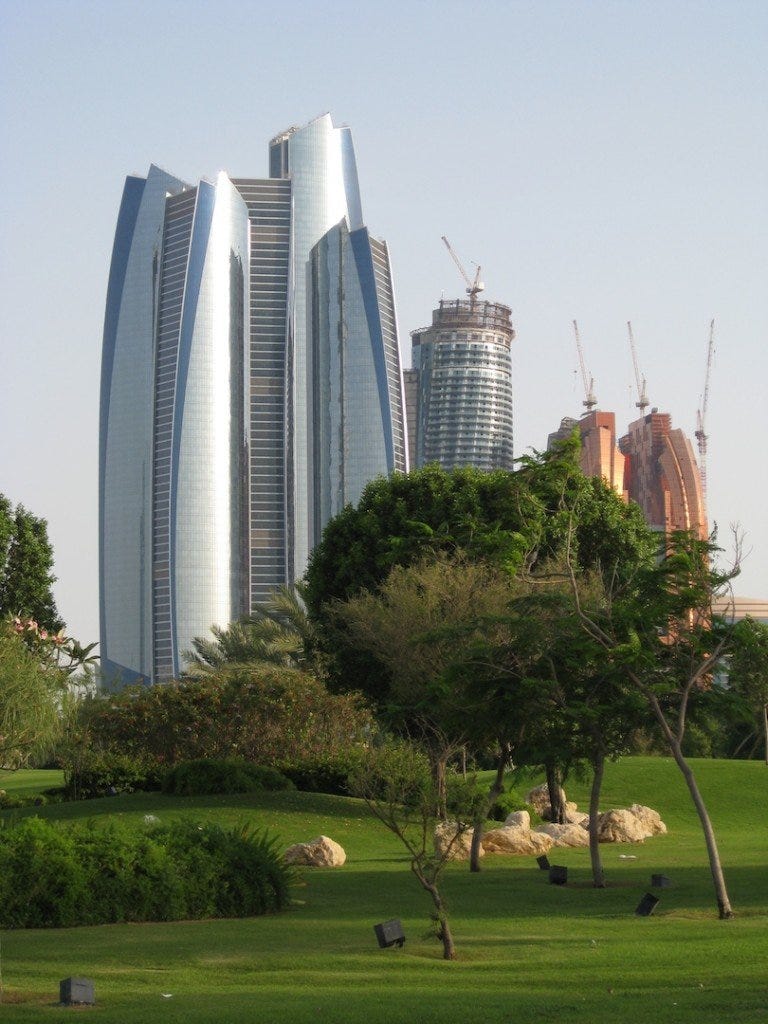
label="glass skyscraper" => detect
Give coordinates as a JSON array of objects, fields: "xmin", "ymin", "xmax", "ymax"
[{"xmin": 99, "ymin": 114, "xmax": 407, "ymax": 685}]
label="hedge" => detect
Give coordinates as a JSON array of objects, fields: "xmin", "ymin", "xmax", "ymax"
[{"xmin": 0, "ymin": 817, "xmax": 292, "ymax": 928}]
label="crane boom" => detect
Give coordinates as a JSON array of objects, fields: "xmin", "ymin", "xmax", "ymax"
[
  {"xmin": 695, "ymin": 319, "xmax": 715, "ymax": 502},
  {"xmin": 627, "ymin": 321, "xmax": 649, "ymax": 412},
  {"xmin": 441, "ymin": 236, "xmax": 484, "ymax": 306},
  {"xmin": 572, "ymin": 320, "xmax": 597, "ymax": 411}
]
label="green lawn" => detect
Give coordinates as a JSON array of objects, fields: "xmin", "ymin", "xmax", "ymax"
[{"xmin": 1, "ymin": 757, "xmax": 767, "ymax": 1023}]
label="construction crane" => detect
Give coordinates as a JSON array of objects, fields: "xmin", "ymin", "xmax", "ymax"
[
  {"xmin": 695, "ymin": 319, "xmax": 715, "ymax": 503},
  {"xmin": 627, "ymin": 321, "xmax": 649, "ymax": 413},
  {"xmin": 572, "ymin": 320, "xmax": 597, "ymax": 411},
  {"xmin": 441, "ymin": 236, "xmax": 484, "ymax": 307}
]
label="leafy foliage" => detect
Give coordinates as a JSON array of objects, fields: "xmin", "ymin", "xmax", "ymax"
[
  {"xmin": 162, "ymin": 759, "xmax": 294, "ymax": 796},
  {"xmin": 0, "ymin": 497, "xmax": 62, "ymax": 632},
  {"xmin": 62, "ymin": 749, "xmax": 163, "ymax": 799},
  {"xmin": 0, "ymin": 623, "xmax": 67, "ymax": 769},
  {"xmin": 727, "ymin": 616, "xmax": 768, "ymax": 761},
  {"xmin": 185, "ymin": 584, "xmax": 317, "ymax": 676},
  {"xmin": 0, "ymin": 816, "xmax": 292, "ymax": 928},
  {"xmin": 79, "ymin": 665, "xmax": 372, "ymax": 768}
]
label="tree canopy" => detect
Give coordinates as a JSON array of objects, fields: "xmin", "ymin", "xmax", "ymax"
[
  {"xmin": 0, "ymin": 495, "xmax": 62, "ymax": 632},
  {"xmin": 305, "ymin": 442, "xmax": 657, "ymax": 704}
]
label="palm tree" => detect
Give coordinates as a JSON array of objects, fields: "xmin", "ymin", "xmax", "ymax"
[{"xmin": 184, "ymin": 584, "xmax": 316, "ymax": 677}]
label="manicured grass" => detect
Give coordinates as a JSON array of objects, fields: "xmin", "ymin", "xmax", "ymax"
[
  {"xmin": 0, "ymin": 769, "xmax": 63, "ymax": 798},
  {"xmin": 1, "ymin": 757, "xmax": 767, "ymax": 1023}
]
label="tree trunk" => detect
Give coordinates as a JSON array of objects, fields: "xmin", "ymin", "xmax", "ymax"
[
  {"xmin": 646, "ymin": 692, "xmax": 734, "ymax": 918},
  {"xmin": 469, "ymin": 754, "xmax": 507, "ymax": 872},
  {"xmin": 588, "ymin": 755, "xmax": 605, "ymax": 888},
  {"xmin": 763, "ymin": 703, "xmax": 768, "ymax": 766},
  {"xmin": 434, "ymin": 755, "xmax": 448, "ymax": 820},
  {"xmin": 421, "ymin": 877, "xmax": 456, "ymax": 960},
  {"xmin": 545, "ymin": 762, "xmax": 565, "ymax": 824},
  {"xmin": 669, "ymin": 737, "xmax": 734, "ymax": 918}
]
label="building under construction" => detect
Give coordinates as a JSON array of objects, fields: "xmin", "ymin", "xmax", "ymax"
[
  {"xmin": 408, "ymin": 298, "xmax": 516, "ymax": 471},
  {"xmin": 549, "ymin": 406, "xmax": 707, "ymax": 540},
  {"xmin": 549, "ymin": 319, "xmax": 709, "ymax": 541}
]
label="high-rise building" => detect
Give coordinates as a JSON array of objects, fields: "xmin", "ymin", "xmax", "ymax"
[
  {"xmin": 99, "ymin": 114, "xmax": 407, "ymax": 686},
  {"xmin": 548, "ymin": 411, "xmax": 627, "ymax": 497},
  {"xmin": 408, "ymin": 298, "xmax": 515, "ymax": 471},
  {"xmin": 547, "ymin": 407, "xmax": 706, "ymax": 540},
  {"xmin": 619, "ymin": 409, "xmax": 707, "ymax": 539}
]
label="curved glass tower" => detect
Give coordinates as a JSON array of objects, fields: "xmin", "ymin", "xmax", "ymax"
[{"xmin": 99, "ymin": 115, "xmax": 406, "ymax": 685}]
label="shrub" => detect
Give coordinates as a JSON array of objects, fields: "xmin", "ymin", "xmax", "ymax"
[
  {"xmin": 488, "ymin": 786, "xmax": 530, "ymax": 822},
  {"xmin": 83, "ymin": 667, "xmax": 372, "ymax": 769},
  {"xmin": 62, "ymin": 749, "xmax": 163, "ymax": 800},
  {"xmin": 162, "ymin": 759, "xmax": 294, "ymax": 796},
  {"xmin": 0, "ymin": 818, "xmax": 86, "ymax": 928},
  {"xmin": 279, "ymin": 751, "xmax": 366, "ymax": 795},
  {"xmin": 0, "ymin": 817, "xmax": 291, "ymax": 929}
]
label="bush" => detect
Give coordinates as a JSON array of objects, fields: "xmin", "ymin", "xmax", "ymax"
[
  {"xmin": 0, "ymin": 816, "xmax": 291, "ymax": 929},
  {"xmin": 82, "ymin": 667, "xmax": 373, "ymax": 769},
  {"xmin": 0, "ymin": 818, "xmax": 86, "ymax": 928},
  {"xmin": 279, "ymin": 751, "xmax": 366, "ymax": 795},
  {"xmin": 62, "ymin": 749, "xmax": 163, "ymax": 800},
  {"xmin": 162, "ymin": 759, "xmax": 294, "ymax": 796},
  {"xmin": 488, "ymin": 786, "xmax": 530, "ymax": 822}
]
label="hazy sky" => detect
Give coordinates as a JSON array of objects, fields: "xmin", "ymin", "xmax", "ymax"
[{"xmin": 1, "ymin": 0, "xmax": 766, "ymax": 646}]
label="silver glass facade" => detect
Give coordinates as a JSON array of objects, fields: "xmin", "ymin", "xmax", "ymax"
[
  {"xmin": 310, "ymin": 220, "xmax": 408, "ymax": 541},
  {"xmin": 99, "ymin": 115, "xmax": 405, "ymax": 684},
  {"xmin": 99, "ymin": 165, "xmax": 187, "ymax": 686},
  {"xmin": 409, "ymin": 299, "xmax": 516, "ymax": 472}
]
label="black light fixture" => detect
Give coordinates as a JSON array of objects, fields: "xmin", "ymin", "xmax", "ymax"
[
  {"xmin": 536, "ymin": 855, "xmax": 550, "ymax": 871},
  {"xmin": 373, "ymin": 919, "xmax": 406, "ymax": 949},
  {"xmin": 651, "ymin": 874, "xmax": 672, "ymax": 888},
  {"xmin": 549, "ymin": 865, "xmax": 568, "ymax": 885},
  {"xmin": 59, "ymin": 977, "xmax": 95, "ymax": 1006},
  {"xmin": 635, "ymin": 892, "xmax": 660, "ymax": 916}
]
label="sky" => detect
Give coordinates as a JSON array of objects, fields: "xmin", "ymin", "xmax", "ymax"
[{"xmin": 1, "ymin": 0, "xmax": 766, "ymax": 647}]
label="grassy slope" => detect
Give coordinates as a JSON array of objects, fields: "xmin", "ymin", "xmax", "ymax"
[{"xmin": 1, "ymin": 757, "xmax": 766, "ymax": 1024}]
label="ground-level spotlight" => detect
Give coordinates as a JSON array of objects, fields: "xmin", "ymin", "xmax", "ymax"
[
  {"xmin": 59, "ymin": 977, "xmax": 95, "ymax": 1006},
  {"xmin": 536, "ymin": 855, "xmax": 550, "ymax": 871},
  {"xmin": 549, "ymin": 865, "xmax": 568, "ymax": 885},
  {"xmin": 373, "ymin": 919, "xmax": 406, "ymax": 948},
  {"xmin": 635, "ymin": 892, "xmax": 660, "ymax": 917},
  {"xmin": 651, "ymin": 874, "xmax": 672, "ymax": 888}
]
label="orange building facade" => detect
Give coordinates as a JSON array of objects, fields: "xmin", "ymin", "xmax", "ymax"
[{"xmin": 548, "ymin": 408, "xmax": 707, "ymax": 540}]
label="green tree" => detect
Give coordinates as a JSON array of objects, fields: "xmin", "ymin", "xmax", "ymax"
[
  {"xmin": 350, "ymin": 739, "xmax": 473, "ymax": 960},
  {"xmin": 0, "ymin": 499, "xmax": 62, "ymax": 632},
  {"xmin": 0, "ymin": 622, "xmax": 66, "ymax": 768},
  {"xmin": 728, "ymin": 617, "xmax": 768, "ymax": 764},
  {"xmin": 333, "ymin": 553, "xmax": 512, "ymax": 821},
  {"xmin": 567, "ymin": 531, "xmax": 738, "ymax": 917}
]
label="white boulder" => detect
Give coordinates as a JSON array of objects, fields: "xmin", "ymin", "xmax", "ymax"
[
  {"xmin": 284, "ymin": 835, "xmax": 347, "ymax": 867},
  {"xmin": 482, "ymin": 826, "xmax": 554, "ymax": 856},
  {"xmin": 434, "ymin": 821, "xmax": 480, "ymax": 861},
  {"xmin": 504, "ymin": 810, "xmax": 531, "ymax": 830},
  {"xmin": 596, "ymin": 809, "xmax": 649, "ymax": 844},
  {"xmin": 629, "ymin": 804, "xmax": 667, "ymax": 837},
  {"xmin": 535, "ymin": 822, "xmax": 590, "ymax": 848}
]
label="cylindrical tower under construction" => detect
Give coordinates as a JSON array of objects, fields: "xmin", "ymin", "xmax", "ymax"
[{"xmin": 408, "ymin": 298, "xmax": 516, "ymax": 471}]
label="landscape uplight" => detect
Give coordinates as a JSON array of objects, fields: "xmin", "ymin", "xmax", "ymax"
[{"xmin": 373, "ymin": 919, "xmax": 406, "ymax": 948}]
